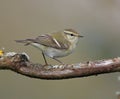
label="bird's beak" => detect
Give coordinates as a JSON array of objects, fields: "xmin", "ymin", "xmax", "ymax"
[{"xmin": 78, "ymin": 35, "xmax": 84, "ymax": 38}]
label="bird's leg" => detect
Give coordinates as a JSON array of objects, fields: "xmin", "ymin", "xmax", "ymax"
[
  {"xmin": 42, "ymin": 52, "xmax": 48, "ymax": 66},
  {"xmin": 42, "ymin": 52, "xmax": 64, "ymax": 65},
  {"xmin": 52, "ymin": 57, "xmax": 64, "ymax": 64}
]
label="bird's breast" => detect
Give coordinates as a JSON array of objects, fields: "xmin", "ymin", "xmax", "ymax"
[
  {"xmin": 44, "ymin": 48, "xmax": 71, "ymax": 58},
  {"xmin": 31, "ymin": 43, "xmax": 76, "ymax": 58}
]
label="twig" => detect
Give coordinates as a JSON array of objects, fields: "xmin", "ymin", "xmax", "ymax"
[{"xmin": 0, "ymin": 52, "xmax": 120, "ymax": 80}]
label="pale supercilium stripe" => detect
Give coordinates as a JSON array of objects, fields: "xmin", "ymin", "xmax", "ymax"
[{"xmin": 64, "ymin": 30, "xmax": 74, "ymax": 34}]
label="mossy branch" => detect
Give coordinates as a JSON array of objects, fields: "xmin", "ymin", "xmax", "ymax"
[{"xmin": 0, "ymin": 52, "xmax": 120, "ymax": 80}]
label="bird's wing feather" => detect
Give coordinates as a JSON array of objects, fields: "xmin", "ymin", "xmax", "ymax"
[
  {"xmin": 16, "ymin": 34, "xmax": 69, "ymax": 49},
  {"xmin": 32, "ymin": 34, "xmax": 69, "ymax": 49}
]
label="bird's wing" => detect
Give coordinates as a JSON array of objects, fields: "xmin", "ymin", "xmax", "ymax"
[
  {"xmin": 32, "ymin": 34, "xmax": 69, "ymax": 49},
  {"xmin": 16, "ymin": 34, "xmax": 69, "ymax": 49}
]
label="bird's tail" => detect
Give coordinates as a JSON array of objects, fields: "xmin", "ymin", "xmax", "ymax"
[{"xmin": 15, "ymin": 39, "xmax": 33, "ymax": 46}]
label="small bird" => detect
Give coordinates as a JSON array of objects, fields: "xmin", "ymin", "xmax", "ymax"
[{"xmin": 15, "ymin": 29, "xmax": 83, "ymax": 65}]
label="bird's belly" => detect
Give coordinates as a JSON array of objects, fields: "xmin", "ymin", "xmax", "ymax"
[
  {"xmin": 44, "ymin": 48, "xmax": 73, "ymax": 58},
  {"xmin": 31, "ymin": 43, "xmax": 74, "ymax": 58}
]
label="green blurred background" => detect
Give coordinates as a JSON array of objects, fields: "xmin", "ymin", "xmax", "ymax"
[{"xmin": 0, "ymin": 0, "xmax": 120, "ymax": 99}]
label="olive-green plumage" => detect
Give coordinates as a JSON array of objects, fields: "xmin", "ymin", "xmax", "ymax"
[{"xmin": 15, "ymin": 29, "xmax": 83, "ymax": 65}]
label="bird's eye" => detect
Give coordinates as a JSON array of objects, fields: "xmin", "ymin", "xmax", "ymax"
[{"xmin": 70, "ymin": 34, "xmax": 74, "ymax": 36}]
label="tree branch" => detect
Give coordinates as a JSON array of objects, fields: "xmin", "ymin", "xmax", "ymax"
[{"xmin": 0, "ymin": 52, "xmax": 120, "ymax": 80}]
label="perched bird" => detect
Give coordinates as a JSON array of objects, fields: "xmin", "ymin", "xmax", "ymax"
[{"xmin": 15, "ymin": 29, "xmax": 83, "ymax": 65}]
